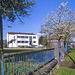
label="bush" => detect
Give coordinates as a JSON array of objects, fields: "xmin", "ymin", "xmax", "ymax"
[
  {"xmin": 46, "ymin": 45, "xmax": 51, "ymax": 49},
  {"xmin": 26, "ymin": 46, "xmax": 31, "ymax": 48},
  {"xmin": 20, "ymin": 46, "xmax": 25, "ymax": 48}
]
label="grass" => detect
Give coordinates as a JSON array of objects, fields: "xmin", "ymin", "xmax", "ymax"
[
  {"xmin": 65, "ymin": 48, "xmax": 75, "ymax": 62},
  {"xmin": 54, "ymin": 48, "xmax": 75, "ymax": 75},
  {"xmin": 54, "ymin": 67, "xmax": 75, "ymax": 75},
  {"xmin": 3, "ymin": 48, "xmax": 44, "ymax": 55}
]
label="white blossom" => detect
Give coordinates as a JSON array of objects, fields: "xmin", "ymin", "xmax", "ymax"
[{"xmin": 41, "ymin": 2, "xmax": 75, "ymax": 40}]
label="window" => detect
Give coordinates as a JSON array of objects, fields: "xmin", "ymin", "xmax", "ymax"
[
  {"xmin": 33, "ymin": 41, "xmax": 36, "ymax": 43},
  {"xmin": 17, "ymin": 41, "xmax": 28, "ymax": 43},
  {"xmin": 17, "ymin": 36, "xmax": 28, "ymax": 38},
  {"xmin": 25, "ymin": 41, "xmax": 28, "ymax": 43},
  {"xmin": 17, "ymin": 36, "xmax": 20, "ymax": 38},
  {"xmin": 33, "ymin": 36, "xmax": 36, "ymax": 39},
  {"xmin": 21, "ymin": 36, "xmax": 24, "ymax": 38},
  {"xmin": 10, "ymin": 41, "xmax": 12, "ymax": 43},
  {"xmin": 22, "ymin": 41, "xmax": 24, "ymax": 43},
  {"xmin": 24, "ymin": 36, "xmax": 28, "ymax": 38},
  {"xmin": 17, "ymin": 41, "xmax": 21, "ymax": 43}
]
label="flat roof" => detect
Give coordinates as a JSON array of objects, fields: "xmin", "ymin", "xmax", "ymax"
[{"xmin": 8, "ymin": 32, "xmax": 35, "ymax": 35}]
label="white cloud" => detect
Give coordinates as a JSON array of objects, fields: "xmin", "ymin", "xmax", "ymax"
[{"xmin": 37, "ymin": 33, "xmax": 45, "ymax": 36}]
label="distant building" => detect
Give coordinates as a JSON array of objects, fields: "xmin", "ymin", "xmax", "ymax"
[{"xmin": 7, "ymin": 32, "xmax": 39, "ymax": 48}]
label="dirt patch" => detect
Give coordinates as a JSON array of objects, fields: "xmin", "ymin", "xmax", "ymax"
[
  {"xmin": 53, "ymin": 72, "xmax": 57, "ymax": 75},
  {"xmin": 60, "ymin": 61, "xmax": 75, "ymax": 69}
]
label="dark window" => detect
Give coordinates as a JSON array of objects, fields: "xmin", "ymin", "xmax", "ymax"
[
  {"xmin": 24, "ymin": 36, "xmax": 28, "ymax": 38},
  {"xmin": 33, "ymin": 36, "xmax": 36, "ymax": 39},
  {"xmin": 25, "ymin": 41, "xmax": 28, "ymax": 43},
  {"xmin": 10, "ymin": 41, "xmax": 12, "ymax": 43},
  {"xmin": 22, "ymin": 41, "xmax": 24, "ymax": 43},
  {"xmin": 17, "ymin": 36, "xmax": 20, "ymax": 38},
  {"xmin": 17, "ymin": 36, "xmax": 28, "ymax": 38},
  {"xmin": 17, "ymin": 41, "xmax": 21, "ymax": 43},
  {"xmin": 33, "ymin": 41, "xmax": 36, "ymax": 43},
  {"xmin": 21, "ymin": 36, "xmax": 24, "ymax": 38}
]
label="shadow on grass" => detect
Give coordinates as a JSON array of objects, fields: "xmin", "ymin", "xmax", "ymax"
[
  {"xmin": 60, "ymin": 61, "xmax": 75, "ymax": 69},
  {"xmin": 3, "ymin": 49, "xmax": 36, "ymax": 54},
  {"xmin": 67, "ymin": 55, "xmax": 75, "ymax": 64},
  {"xmin": 65, "ymin": 48, "xmax": 75, "ymax": 64}
]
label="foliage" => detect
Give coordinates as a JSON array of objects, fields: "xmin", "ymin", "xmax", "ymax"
[
  {"xmin": 41, "ymin": 2, "xmax": 75, "ymax": 41},
  {"xmin": 26, "ymin": 46, "xmax": 31, "ymax": 48},
  {"xmin": 54, "ymin": 67, "xmax": 75, "ymax": 75},
  {"xmin": 46, "ymin": 45, "xmax": 50, "ymax": 49},
  {"xmin": 20, "ymin": 46, "xmax": 25, "ymax": 48},
  {"xmin": 39, "ymin": 36, "xmax": 44, "ymax": 45},
  {"xmin": 43, "ymin": 37, "xmax": 48, "ymax": 46},
  {"xmin": 0, "ymin": 0, "xmax": 35, "ymax": 54},
  {"xmin": 0, "ymin": 0, "xmax": 35, "ymax": 22}
]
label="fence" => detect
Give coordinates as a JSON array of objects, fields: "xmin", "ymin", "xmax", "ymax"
[
  {"xmin": 59, "ymin": 42, "xmax": 70, "ymax": 62},
  {"xmin": 64, "ymin": 43, "xmax": 70, "ymax": 52},
  {"xmin": 0, "ymin": 42, "xmax": 70, "ymax": 75},
  {"xmin": 1, "ymin": 49, "xmax": 54, "ymax": 75}
]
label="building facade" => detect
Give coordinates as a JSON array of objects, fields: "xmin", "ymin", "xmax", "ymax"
[{"xmin": 7, "ymin": 32, "xmax": 39, "ymax": 48}]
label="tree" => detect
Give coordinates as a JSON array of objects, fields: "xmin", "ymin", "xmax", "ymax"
[
  {"xmin": 39, "ymin": 36, "xmax": 44, "ymax": 45},
  {"xmin": 41, "ymin": 2, "xmax": 75, "ymax": 42},
  {"xmin": 0, "ymin": 0, "xmax": 35, "ymax": 54},
  {"xmin": 43, "ymin": 37, "xmax": 48, "ymax": 46}
]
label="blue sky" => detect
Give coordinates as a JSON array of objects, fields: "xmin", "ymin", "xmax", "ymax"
[{"xmin": 3, "ymin": 0, "xmax": 75, "ymax": 40}]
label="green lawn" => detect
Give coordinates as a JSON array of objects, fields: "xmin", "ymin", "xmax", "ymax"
[
  {"xmin": 3, "ymin": 48, "xmax": 44, "ymax": 55},
  {"xmin": 65, "ymin": 48, "xmax": 75, "ymax": 62},
  {"xmin": 54, "ymin": 48, "xmax": 75, "ymax": 75},
  {"xmin": 54, "ymin": 67, "xmax": 75, "ymax": 75}
]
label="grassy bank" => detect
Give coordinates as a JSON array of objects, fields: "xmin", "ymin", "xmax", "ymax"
[
  {"xmin": 65, "ymin": 48, "xmax": 75, "ymax": 62},
  {"xmin": 54, "ymin": 67, "xmax": 75, "ymax": 75},
  {"xmin": 54, "ymin": 48, "xmax": 75, "ymax": 75}
]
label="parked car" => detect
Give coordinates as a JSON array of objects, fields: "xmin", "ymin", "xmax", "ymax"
[{"xmin": 73, "ymin": 45, "xmax": 75, "ymax": 48}]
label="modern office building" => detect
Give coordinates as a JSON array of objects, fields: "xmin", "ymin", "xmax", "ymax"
[{"xmin": 7, "ymin": 32, "xmax": 39, "ymax": 48}]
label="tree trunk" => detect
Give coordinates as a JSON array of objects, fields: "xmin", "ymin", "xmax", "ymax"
[
  {"xmin": 0, "ymin": 14, "xmax": 3, "ymax": 75},
  {"xmin": 0, "ymin": 14, "xmax": 3, "ymax": 54}
]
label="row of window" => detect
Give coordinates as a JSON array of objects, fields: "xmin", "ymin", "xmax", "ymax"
[
  {"xmin": 17, "ymin": 36, "xmax": 28, "ymax": 38},
  {"xmin": 17, "ymin": 41, "xmax": 36, "ymax": 43},
  {"xmin": 17, "ymin": 36, "xmax": 36, "ymax": 39}
]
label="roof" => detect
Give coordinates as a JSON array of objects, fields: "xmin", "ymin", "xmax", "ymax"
[{"xmin": 8, "ymin": 32, "xmax": 35, "ymax": 35}]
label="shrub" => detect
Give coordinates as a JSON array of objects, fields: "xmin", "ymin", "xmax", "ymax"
[
  {"xmin": 20, "ymin": 46, "xmax": 24, "ymax": 48},
  {"xmin": 46, "ymin": 45, "xmax": 51, "ymax": 49},
  {"xmin": 26, "ymin": 46, "xmax": 31, "ymax": 48}
]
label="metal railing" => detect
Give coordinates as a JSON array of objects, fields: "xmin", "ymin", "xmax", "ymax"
[
  {"xmin": 64, "ymin": 43, "xmax": 70, "ymax": 52},
  {"xmin": 1, "ymin": 49, "xmax": 54, "ymax": 75}
]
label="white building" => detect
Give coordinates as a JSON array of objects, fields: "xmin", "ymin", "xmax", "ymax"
[{"xmin": 7, "ymin": 32, "xmax": 39, "ymax": 48}]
